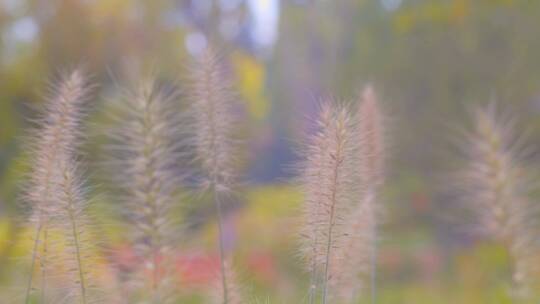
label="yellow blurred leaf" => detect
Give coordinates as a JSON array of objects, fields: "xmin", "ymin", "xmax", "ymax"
[
  {"xmin": 0, "ymin": 219, "xmax": 9, "ymax": 253},
  {"xmin": 232, "ymin": 52, "xmax": 269, "ymax": 121}
]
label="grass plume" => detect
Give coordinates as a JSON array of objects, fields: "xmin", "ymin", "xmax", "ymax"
[
  {"xmin": 356, "ymin": 85, "xmax": 385, "ymax": 304},
  {"xmin": 23, "ymin": 70, "xmax": 91, "ymax": 303},
  {"xmin": 357, "ymin": 85, "xmax": 385, "ymax": 191},
  {"xmin": 299, "ymin": 87, "xmax": 387, "ymax": 303},
  {"xmin": 458, "ymin": 103, "xmax": 537, "ymax": 298},
  {"xmin": 108, "ymin": 79, "xmax": 181, "ymax": 303},
  {"xmin": 188, "ymin": 47, "xmax": 241, "ymax": 304},
  {"xmin": 189, "ymin": 47, "xmax": 239, "ymax": 190},
  {"xmin": 325, "ymin": 86, "xmax": 386, "ymax": 303},
  {"xmin": 298, "ymin": 101, "xmax": 357, "ymax": 304}
]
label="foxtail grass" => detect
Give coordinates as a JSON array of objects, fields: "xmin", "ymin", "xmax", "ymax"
[
  {"xmin": 356, "ymin": 85, "xmax": 385, "ymax": 304},
  {"xmin": 107, "ymin": 79, "xmax": 181, "ymax": 303},
  {"xmin": 23, "ymin": 70, "xmax": 92, "ymax": 304},
  {"xmin": 327, "ymin": 86, "xmax": 386, "ymax": 303},
  {"xmin": 299, "ymin": 86, "xmax": 387, "ymax": 304},
  {"xmin": 188, "ymin": 47, "xmax": 241, "ymax": 304},
  {"xmin": 458, "ymin": 103, "xmax": 537, "ymax": 299},
  {"xmin": 298, "ymin": 101, "xmax": 358, "ymax": 304}
]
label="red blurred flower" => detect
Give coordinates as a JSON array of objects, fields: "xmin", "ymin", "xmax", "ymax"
[
  {"xmin": 177, "ymin": 252, "xmax": 221, "ymax": 286},
  {"xmin": 246, "ymin": 251, "xmax": 277, "ymax": 284}
]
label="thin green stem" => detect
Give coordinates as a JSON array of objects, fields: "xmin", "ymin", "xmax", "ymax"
[
  {"xmin": 321, "ymin": 193, "xmax": 336, "ymax": 303},
  {"xmin": 62, "ymin": 169, "xmax": 88, "ymax": 304},
  {"xmin": 68, "ymin": 208, "xmax": 87, "ymax": 304},
  {"xmin": 24, "ymin": 221, "xmax": 43, "ymax": 304},
  {"xmin": 308, "ymin": 168, "xmax": 325, "ymax": 304},
  {"xmin": 40, "ymin": 225, "xmax": 49, "ymax": 304},
  {"xmin": 213, "ymin": 184, "xmax": 229, "ymax": 304},
  {"xmin": 322, "ymin": 149, "xmax": 343, "ymax": 304}
]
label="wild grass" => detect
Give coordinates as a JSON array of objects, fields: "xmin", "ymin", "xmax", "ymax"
[
  {"xmin": 17, "ymin": 53, "xmax": 540, "ymax": 304},
  {"xmin": 298, "ymin": 101, "xmax": 361, "ymax": 304},
  {"xmin": 188, "ymin": 47, "xmax": 242, "ymax": 304},
  {"xmin": 23, "ymin": 70, "xmax": 95, "ymax": 303},
  {"xmin": 107, "ymin": 78, "xmax": 182, "ymax": 303},
  {"xmin": 457, "ymin": 103, "xmax": 538, "ymax": 299},
  {"xmin": 355, "ymin": 85, "xmax": 385, "ymax": 304},
  {"xmin": 298, "ymin": 86, "xmax": 387, "ymax": 304}
]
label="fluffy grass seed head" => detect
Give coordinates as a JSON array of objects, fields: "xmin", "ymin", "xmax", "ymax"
[
  {"xmin": 357, "ymin": 84, "xmax": 385, "ymax": 192},
  {"xmin": 298, "ymin": 100, "xmax": 358, "ymax": 284},
  {"xmin": 26, "ymin": 69, "xmax": 91, "ymax": 221},
  {"xmin": 459, "ymin": 103, "xmax": 538, "ymax": 298},
  {"xmin": 108, "ymin": 78, "xmax": 182, "ymax": 303},
  {"xmin": 188, "ymin": 47, "xmax": 240, "ymax": 193},
  {"xmin": 22, "ymin": 69, "xmax": 92, "ymax": 303}
]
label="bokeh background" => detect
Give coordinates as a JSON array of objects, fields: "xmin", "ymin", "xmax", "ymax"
[{"xmin": 1, "ymin": 0, "xmax": 540, "ymax": 303}]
